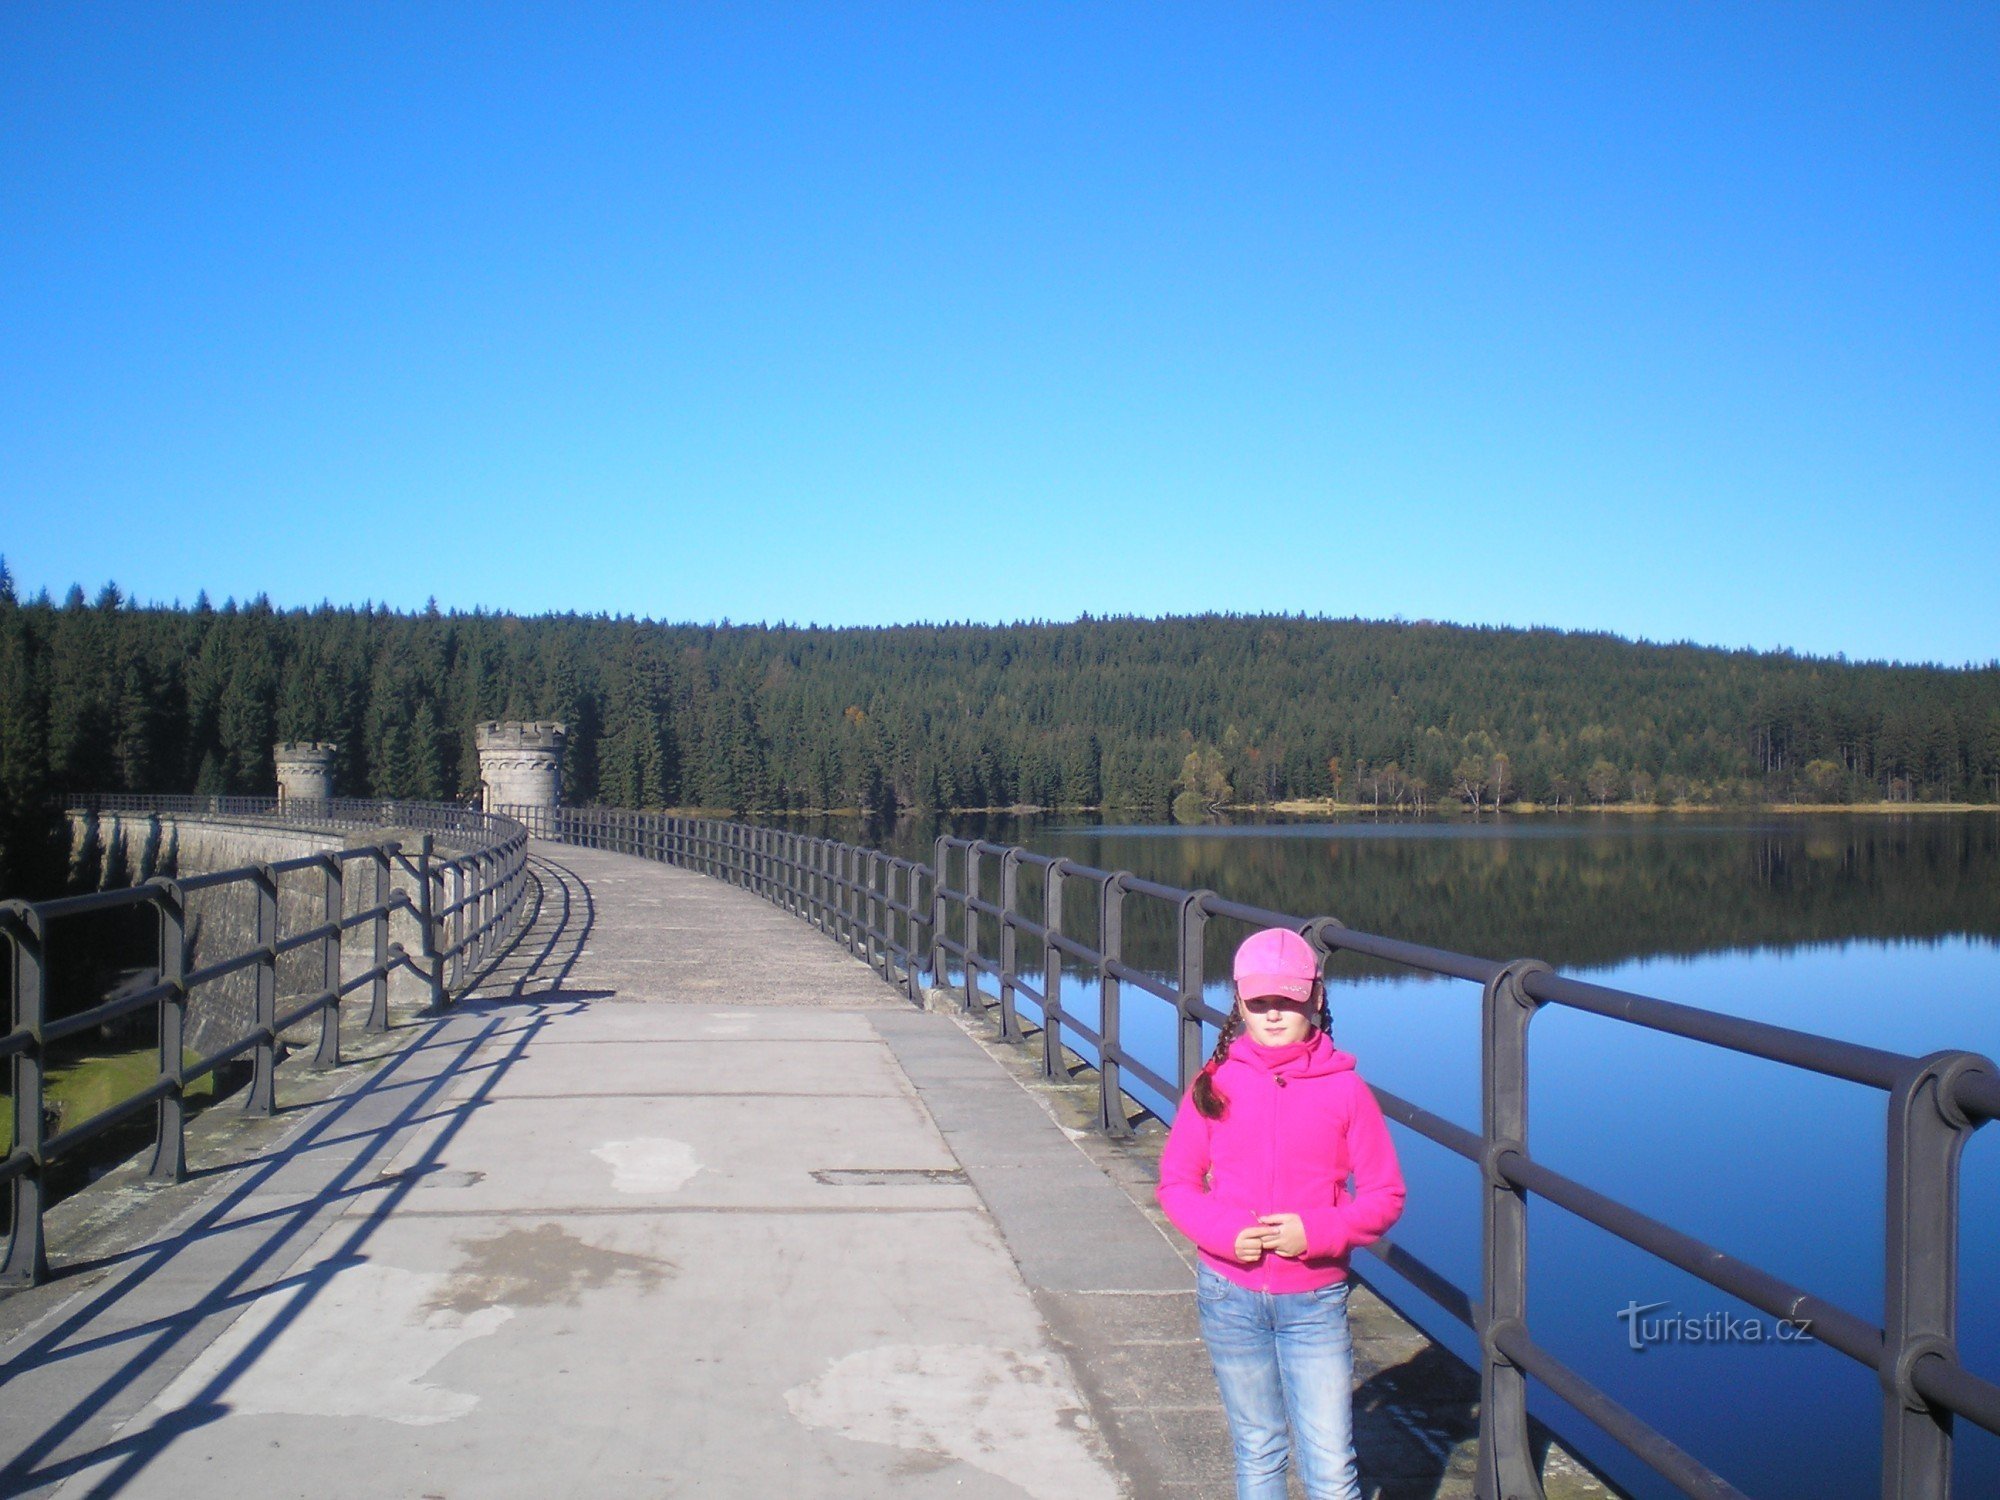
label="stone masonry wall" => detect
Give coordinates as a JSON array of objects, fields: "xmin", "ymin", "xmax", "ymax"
[{"xmin": 64, "ymin": 812, "xmax": 451, "ymax": 1058}]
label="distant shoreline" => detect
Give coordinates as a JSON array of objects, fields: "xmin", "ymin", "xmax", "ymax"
[
  {"xmin": 628, "ymin": 799, "xmax": 2000, "ymax": 819},
  {"xmin": 1265, "ymin": 798, "xmax": 1999, "ymax": 817}
]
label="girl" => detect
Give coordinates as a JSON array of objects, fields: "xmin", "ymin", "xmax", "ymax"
[{"xmin": 1157, "ymin": 927, "xmax": 1406, "ymax": 1500}]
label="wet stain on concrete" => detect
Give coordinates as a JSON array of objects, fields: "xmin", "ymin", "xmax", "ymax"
[{"xmin": 427, "ymin": 1222, "xmax": 675, "ymax": 1313}]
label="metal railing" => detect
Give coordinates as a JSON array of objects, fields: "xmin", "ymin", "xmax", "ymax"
[
  {"xmin": 3, "ymin": 798, "xmax": 532, "ymax": 1288},
  {"xmin": 519, "ymin": 805, "xmax": 2000, "ymax": 1500}
]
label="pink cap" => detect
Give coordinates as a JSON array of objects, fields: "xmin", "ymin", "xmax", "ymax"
[{"xmin": 1233, "ymin": 927, "xmax": 1320, "ymax": 1003}]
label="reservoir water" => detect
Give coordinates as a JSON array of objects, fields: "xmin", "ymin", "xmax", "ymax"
[{"xmin": 846, "ymin": 811, "xmax": 2000, "ymax": 1499}]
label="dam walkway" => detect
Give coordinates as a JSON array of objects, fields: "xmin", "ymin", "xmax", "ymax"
[{"xmin": 0, "ymin": 843, "xmax": 1601, "ymax": 1499}]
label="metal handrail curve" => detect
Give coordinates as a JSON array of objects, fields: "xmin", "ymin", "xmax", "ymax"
[{"xmin": 3, "ymin": 798, "xmax": 533, "ymax": 1289}]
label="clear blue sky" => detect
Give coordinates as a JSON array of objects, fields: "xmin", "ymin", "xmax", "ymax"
[{"xmin": 3, "ymin": 4, "xmax": 1994, "ymax": 665}]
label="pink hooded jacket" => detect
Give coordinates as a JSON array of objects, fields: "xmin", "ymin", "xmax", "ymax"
[{"xmin": 1157, "ymin": 1030, "xmax": 1406, "ymax": 1293}]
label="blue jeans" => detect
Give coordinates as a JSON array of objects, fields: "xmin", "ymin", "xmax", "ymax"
[{"xmin": 1196, "ymin": 1262, "xmax": 1360, "ymax": 1500}]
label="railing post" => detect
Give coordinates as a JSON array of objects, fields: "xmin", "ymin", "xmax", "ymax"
[
  {"xmin": 149, "ymin": 879, "xmax": 189, "ymax": 1182},
  {"xmin": 825, "ymin": 839, "xmax": 838, "ymax": 933},
  {"xmin": 844, "ymin": 844, "xmax": 860, "ymax": 955},
  {"xmin": 1881, "ymin": 1049, "xmax": 1993, "ymax": 1500},
  {"xmin": 961, "ymin": 844, "xmax": 982, "ymax": 1014},
  {"xmin": 820, "ymin": 840, "xmax": 836, "ymax": 936},
  {"xmin": 1041, "ymin": 858, "xmax": 1066, "ymax": 1079},
  {"xmin": 850, "ymin": 844, "xmax": 865, "ymax": 956},
  {"xmin": 418, "ymin": 835, "xmax": 446, "ymax": 1012},
  {"xmin": 488, "ymin": 849, "xmax": 502, "ymax": 956},
  {"xmin": 852, "ymin": 848, "xmax": 868, "ymax": 964},
  {"xmin": 367, "ymin": 846, "xmax": 391, "ymax": 1032},
  {"xmin": 3, "ymin": 902, "xmax": 50, "ymax": 1287},
  {"xmin": 449, "ymin": 862, "xmax": 467, "ymax": 992},
  {"xmin": 829, "ymin": 843, "xmax": 845, "ymax": 946},
  {"xmin": 900, "ymin": 864, "xmax": 923, "ymax": 1005},
  {"xmin": 839, "ymin": 842, "xmax": 854, "ymax": 950},
  {"xmin": 929, "ymin": 836, "xmax": 950, "ymax": 985},
  {"xmin": 1476, "ymin": 958, "xmax": 1551, "ymax": 1500},
  {"xmin": 997, "ymin": 849, "xmax": 1023, "ymax": 1042},
  {"xmin": 801, "ymin": 836, "xmax": 814, "ymax": 925},
  {"xmin": 470, "ymin": 853, "xmax": 487, "ymax": 968},
  {"xmin": 854, "ymin": 848, "xmax": 870, "ymax": 965},
  {"xmin": 246, "ymin": 864, "xmax": 279, "ymax": 1116},
  {"xmin": 876, "ymin": 854, "xmax": 893, "ymax": 979},
  {"xmin": 1177, "ymin": 889, "xmax": 1213, "ymax": 1093},
  {"xmin": 852, "ymin": 840, "xmax": 868, "ymax": 956},
  {"xmin": 868, "ymin": 852, "xmax": 885, "ymax": 977},
  {"xmin": 1097, "ymin": 872, "xmax": 1131, "ymax": 1137},
  {"xmin": 315, "ymin": 855, "xmax": 342, "ymax": 1068},
  {"xmin": 878, "ymin": 854, "xmax": 894, "ymax": 981}
]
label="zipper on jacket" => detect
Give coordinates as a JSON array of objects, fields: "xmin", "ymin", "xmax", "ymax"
[{"xmin": 1264, "ymin": 1064, "xmax": 1282, "ymax": 1292}]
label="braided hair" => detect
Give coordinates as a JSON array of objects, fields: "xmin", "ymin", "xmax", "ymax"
[
  {"xmin": 1190, "ymin": 1008, "xmax": 1244, "ymax": 1119},
  {"xmin": 1191, "ymin": 980, "xmax": 1330, "ymax": 1120}
]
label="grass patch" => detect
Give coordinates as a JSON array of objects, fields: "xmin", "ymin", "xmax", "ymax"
[{"xmin": 3, "ymin": 1048, "xmax": 216, "ymax": 1157}]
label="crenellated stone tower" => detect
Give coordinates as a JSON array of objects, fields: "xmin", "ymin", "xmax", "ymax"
[
  {"xmin": 274, "ymin": 742, "xmax": 337, "ymax": 804},
  {"xmin": 476, "ymin": 721, "xmax": 568, "ymax": 811}
]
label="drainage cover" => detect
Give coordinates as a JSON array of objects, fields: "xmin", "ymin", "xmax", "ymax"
[{"xmin": 811, "ymin": 1168, "xmax": 970, "ymax": 1187}]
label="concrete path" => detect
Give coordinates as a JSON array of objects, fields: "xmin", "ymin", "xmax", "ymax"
[{"xmin": 0, "ymin": 847, "xmax": 1188, "ymax": 1498}]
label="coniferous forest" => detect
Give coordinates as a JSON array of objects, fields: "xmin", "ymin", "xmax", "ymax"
[{"xmin": 2, "ymin": 567, "xmax": 1998, "ymax": 894}]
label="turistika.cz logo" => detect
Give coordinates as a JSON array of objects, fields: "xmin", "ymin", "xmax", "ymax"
[{"xmin": 1616, "ymin": 1300, "xmax": 1815, "ymax": 1351}]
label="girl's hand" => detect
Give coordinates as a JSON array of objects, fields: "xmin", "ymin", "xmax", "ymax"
[
  {"xmin": 1257, "ymin": 1213, "xmax": 1308, "ymax": 1258},
  {"xmin": 1232, "ymin": 1224, "xmax": 1272, "ymax": 1264}
]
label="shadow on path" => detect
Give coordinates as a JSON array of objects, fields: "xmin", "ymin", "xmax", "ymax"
[{"xmin": 0, "ymin": 851, "xmax": 603, "ymax": 1498}]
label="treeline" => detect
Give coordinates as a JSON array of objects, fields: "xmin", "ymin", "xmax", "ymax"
[{"xmin": 2, "ymin": 569, "xmax": 1999, "ymax": 890}]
